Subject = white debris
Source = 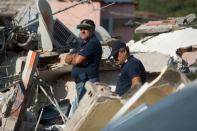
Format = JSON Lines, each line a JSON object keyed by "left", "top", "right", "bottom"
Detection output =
{"left": 133, "top": 52, "right": 170, "bottom": 73}
{"left": 127, "top": 28, "right": 197, "bottom": 59}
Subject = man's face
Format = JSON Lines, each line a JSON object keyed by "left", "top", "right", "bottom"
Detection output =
{"left": 79, "top": 28, "right": 94, "bottom": 40}
{"left": 114, "top": 48, "right": 128, "bottom": 65}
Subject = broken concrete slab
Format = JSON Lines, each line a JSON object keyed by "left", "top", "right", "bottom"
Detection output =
{"left": 133, "top": 52, "right": 170, "bottom": 73}
{"left": 135, "top": 13, "right": 196, "bottom": 34}
{"left": 64, "top": 81, "right": 122, "bottom": 131}
{"left": 182, "top": 51, "right": 197, "bottom": 66}
{"left": 127, "top": 28, "right": 197, "bottom": 59}
{"left": 176, "top": 45, "right": 197, "bottom": 57}
{"left": 135, "top": 19, "right": 179, "bottom": 34}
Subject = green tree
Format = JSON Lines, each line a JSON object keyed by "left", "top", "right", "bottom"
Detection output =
{"left": 135, "top": 0, "right": 197, "bottom": 17}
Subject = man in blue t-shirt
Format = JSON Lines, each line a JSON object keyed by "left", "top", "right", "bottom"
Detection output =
{"left": 108, "top": 41, "right": 146, "bottom": 96}
{"left": 61, "top": 19, "right": 102, "bottom": 101}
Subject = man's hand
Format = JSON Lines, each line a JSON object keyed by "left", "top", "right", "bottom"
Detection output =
{"left": 59, "top": 53, "right": 87, "bottom": 65}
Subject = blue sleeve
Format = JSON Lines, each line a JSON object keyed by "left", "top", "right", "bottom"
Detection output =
{"left": 128, "top": 62, "right": 141, "bottom": 79}
{"left": 78, "top": 41, "right": 99, "bottom": 57}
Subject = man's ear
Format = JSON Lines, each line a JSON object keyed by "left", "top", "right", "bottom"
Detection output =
{"left": 122, "top": 48, "right": 127, "bottom": 54}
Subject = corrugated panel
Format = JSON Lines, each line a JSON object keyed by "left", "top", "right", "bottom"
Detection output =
{"left": 53, "top": 18, "right": 79, "bottom": 49}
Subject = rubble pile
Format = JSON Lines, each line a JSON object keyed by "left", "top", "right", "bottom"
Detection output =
{"left": 127, "top": 13, "right": 197, "bottom": 73}
{"left": 0, "top": 0, "right": 197, "bottom": 130}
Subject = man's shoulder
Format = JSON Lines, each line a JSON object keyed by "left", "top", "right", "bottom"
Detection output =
{"left": 128, "top": 55, "right": 140, "bottom": 63}
{"left": 128, "top": 56, "right": 146, "bottom": 72}
{"left": 127, "top": 56, "right": 145, "bottom": 68}
{"left": 87, "top": 35, "right": 102, "bottom": 51}
{"left": 88, "top": 35, "right": 100, "bottom": 44}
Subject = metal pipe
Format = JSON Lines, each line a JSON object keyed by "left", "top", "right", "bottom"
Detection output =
{"left": 34, "top": 107, "right": 44, "bottom": 131}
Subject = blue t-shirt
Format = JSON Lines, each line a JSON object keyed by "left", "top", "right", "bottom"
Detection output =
{"left": 116, "top": 55, "right": 146, "bottom": 96}
{"left": 71, "top": 34, "right": 102, "bottom": 82}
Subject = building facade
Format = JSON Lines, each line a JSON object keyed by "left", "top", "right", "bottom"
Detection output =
{"left": 50, "top": 0, "right": 136, "bottom": 42}
{"left": 101, "top": 0, "right": 135, "bottom": 42}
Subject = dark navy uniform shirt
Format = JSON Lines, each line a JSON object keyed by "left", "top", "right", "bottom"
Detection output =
{"left": 116, "top": 55, "right": 146, "bottom": 96}
{"left": 71, "top": 34, "right": 102, "bottom": 82}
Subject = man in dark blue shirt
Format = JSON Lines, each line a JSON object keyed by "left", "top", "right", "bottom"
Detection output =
{"left": 109, "top": 41, "right": 146, "bottom": 96}
{"left": 61, "top": 19, "right": 102, "bottom": 101}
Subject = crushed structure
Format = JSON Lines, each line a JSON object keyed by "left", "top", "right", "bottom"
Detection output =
{"left": 0, "top": 0, "right": 197, "bottom": 131}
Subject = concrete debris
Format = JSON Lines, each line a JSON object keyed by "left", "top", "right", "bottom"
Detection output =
{"left": 133, "top": 52, "right": 170, "bottom": 73}
{"left": 127, "top": 28, "right": 197, "bottom": 59}
{"left": 135, "top": 19, "right": 179, "bottom": 34}
{"left": 103, "top": 80, "right": 197, "bottom": 131}
{"left": 182, "top": 51, "right": 197, "bottom": 66}
{"left": 0, "top": 0, "right": 196, "bottom": 130}
{"left": 64, "top": 81, "right": 122, "bottom": 131}
{"left": 135, "top": 13, "right": 196, "bottom": 34}
{"left": 176, "top": 45, "right": 196, "bottom": 57}
{"left": 176, "top": 45, "right": 197, "bottom": 66}
{"left": 2, "top": 51, "right": 39, "bottom": 131}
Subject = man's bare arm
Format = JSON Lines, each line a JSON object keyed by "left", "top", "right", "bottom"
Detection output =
{"left": 121, "top": 76, "right": 142, "bottom": 98}
{"left": 62, "top": 53, "right": 87, "bottom": 65}
{"left": 131, "top": 76, "right": 142, "bottom": 89}
{"left": 71, "top": 54, "right": 86, "bottom": 65}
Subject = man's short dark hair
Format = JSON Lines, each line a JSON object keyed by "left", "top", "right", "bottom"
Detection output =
{"left": 108, "top": 41, "right": 129, "bottom": 59}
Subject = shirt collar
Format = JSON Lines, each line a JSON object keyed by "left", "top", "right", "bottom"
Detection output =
{"left": 124, "top": 58, "right": 128, "bottom": 63}
{"left": 121, "top": 55, "right": 133, "bottom": 67}
{"left": 124, "top": 54, "right": 133, "bottom": 64}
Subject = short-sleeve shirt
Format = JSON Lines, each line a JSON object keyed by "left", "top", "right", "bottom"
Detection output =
{"left": 115, "top": 55, "right": 146, "bottom": 96}
{"left": 71, "top": 34, "right": 102, "bottom": 82}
